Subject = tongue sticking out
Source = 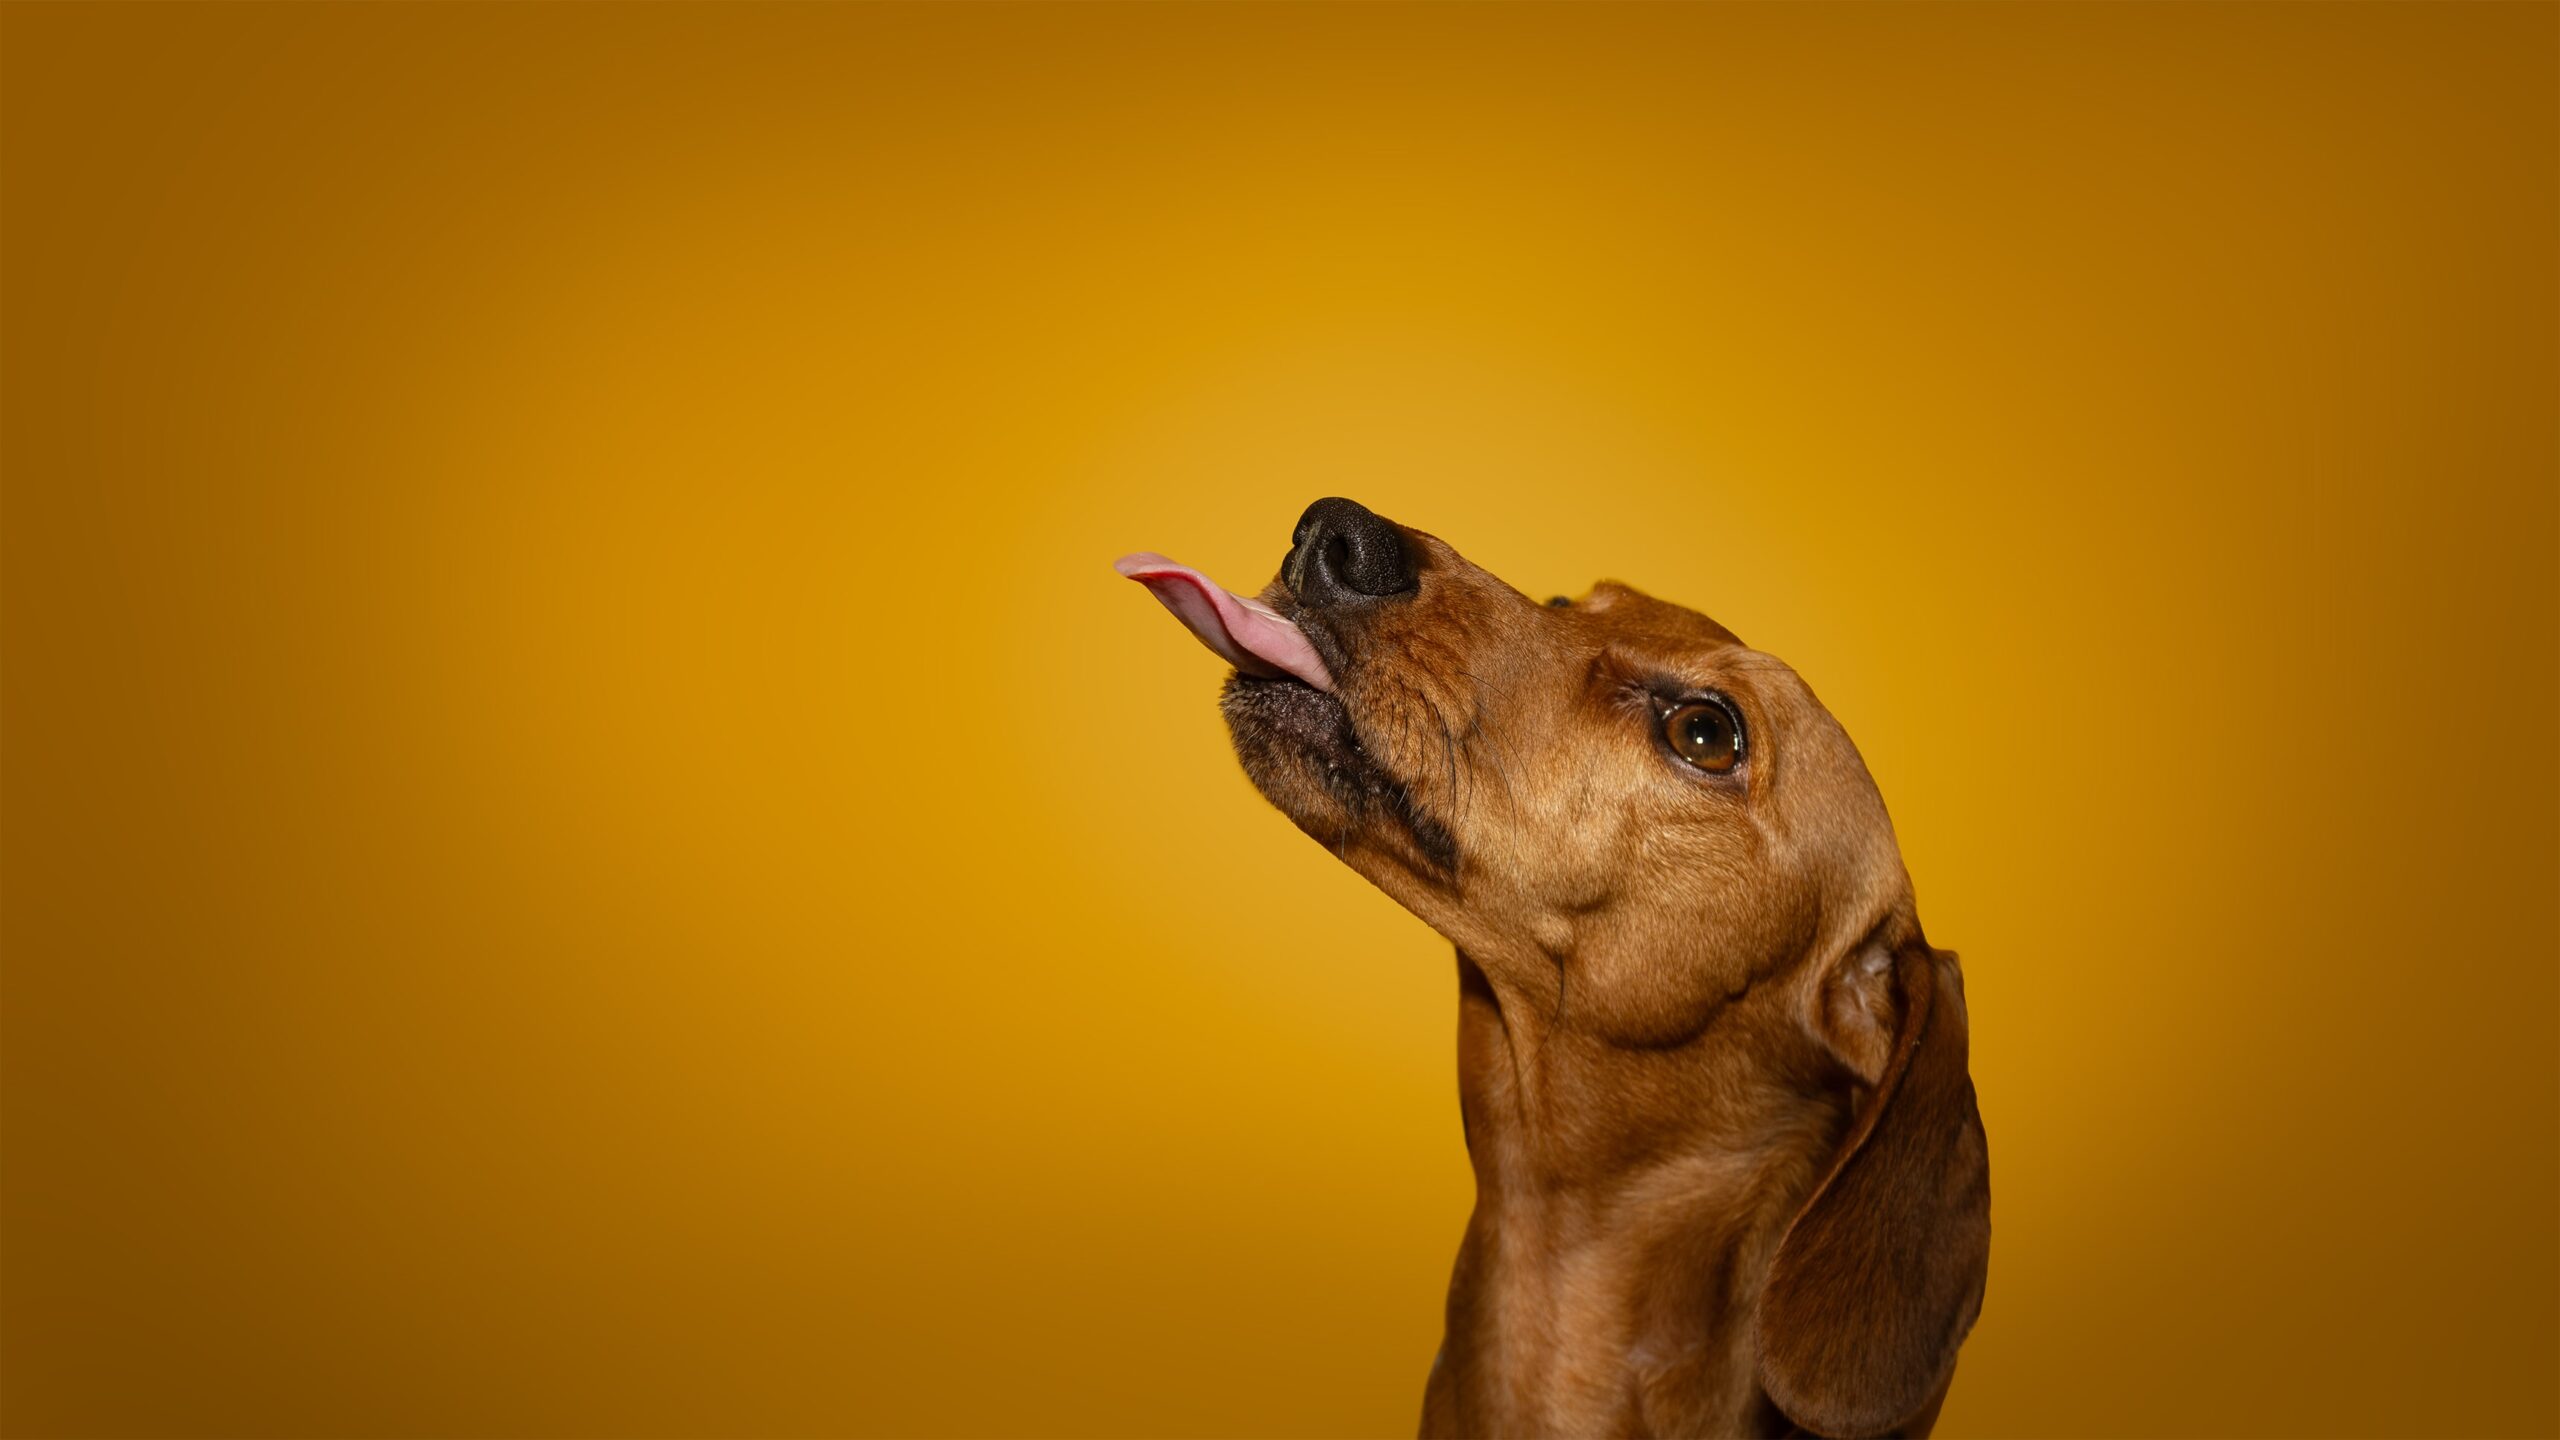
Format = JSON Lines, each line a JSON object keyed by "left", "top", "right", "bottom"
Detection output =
{"left": 1115, "top": 553, "right": 1334, "bottom": 692}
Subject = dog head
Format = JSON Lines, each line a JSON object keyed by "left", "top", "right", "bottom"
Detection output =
{"left": 1139, "top": 499, "right": 1909, "bottom": 1034}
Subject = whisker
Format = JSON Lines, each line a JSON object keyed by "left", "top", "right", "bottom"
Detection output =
{"left": 1454, "top": 669, "right": 1524, "bottom": 821}
{"left": 1433, "top": 697, "right": 1464, "bottom": 828}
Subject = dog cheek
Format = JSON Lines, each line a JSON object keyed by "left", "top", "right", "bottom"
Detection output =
{"left": 1571, "top": 853, "right": 1812, "bottom": 1046}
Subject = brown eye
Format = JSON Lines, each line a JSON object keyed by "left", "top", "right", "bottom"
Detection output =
{"left": 1663, "top": 700, "right": 1742, "bottom": 773}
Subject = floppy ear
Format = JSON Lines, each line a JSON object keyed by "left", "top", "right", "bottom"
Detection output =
{"left": 1757, "top": 940, "right": 1991, "bottom": 1439}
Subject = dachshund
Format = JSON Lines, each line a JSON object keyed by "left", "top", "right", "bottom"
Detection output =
{"left": 1119, "top": 498, "right": 1988, "bottom": 1439}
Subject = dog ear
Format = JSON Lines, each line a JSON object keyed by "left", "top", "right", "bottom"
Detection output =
{"left": 1757, "top": 940, "right": 1990, "bottom": 1439}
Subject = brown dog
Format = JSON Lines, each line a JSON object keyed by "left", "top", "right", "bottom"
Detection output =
{"left": 1120, "top": 499, "right": 1988, "bottom": 1440}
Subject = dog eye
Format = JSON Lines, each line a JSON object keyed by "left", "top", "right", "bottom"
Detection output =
{"left": 1663, "top": 701, "right": 1742, "bottom": 773}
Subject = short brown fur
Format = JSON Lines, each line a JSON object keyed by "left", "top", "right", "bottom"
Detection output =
{"left": 1212, "top": 511, "right": 1989, "bottom": 1439}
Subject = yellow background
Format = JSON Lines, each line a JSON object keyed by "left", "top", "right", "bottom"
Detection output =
{"left": 4, "top": 5, "right": 2553, "bottom": 1436}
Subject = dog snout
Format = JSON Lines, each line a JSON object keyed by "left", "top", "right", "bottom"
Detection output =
{"left": 1283, "top": 497, "right": 1416, "bottom": 608}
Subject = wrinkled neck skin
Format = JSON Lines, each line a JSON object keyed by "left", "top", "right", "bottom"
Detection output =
{"left": 1421, "top": 941, "right": 1855, "bottom": 1440}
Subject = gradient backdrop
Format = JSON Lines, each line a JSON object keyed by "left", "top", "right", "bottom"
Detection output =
{"left": 4, "top": 5, "right": 2554, "bottom": 1437}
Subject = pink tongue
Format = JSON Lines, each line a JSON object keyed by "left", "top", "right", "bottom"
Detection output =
{"left": 1115, "top": 553, "right": 1334, "bottom": 692}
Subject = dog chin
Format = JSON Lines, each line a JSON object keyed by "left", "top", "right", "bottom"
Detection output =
{"left": 1218, "top": 672, "right": 1360, "bottom": 817}
{"left": 1218, "top": 672, "right": 1458, "bottom": 874}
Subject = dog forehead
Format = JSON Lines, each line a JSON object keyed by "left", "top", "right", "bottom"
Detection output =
{"left": 1557, "top": 583, "right": 1765, "bottom": 692}
{"left": 1574, "top": 580, "right": 1743, "bottom": 650}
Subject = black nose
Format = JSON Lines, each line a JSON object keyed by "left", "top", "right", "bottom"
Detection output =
{"left": 1283, "top": 497, "right": 1415, "bottom": 606}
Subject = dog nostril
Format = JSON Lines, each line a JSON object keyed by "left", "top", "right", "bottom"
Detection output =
{"left": 1289, "top": 496, "right": 1415, "bottom": 602}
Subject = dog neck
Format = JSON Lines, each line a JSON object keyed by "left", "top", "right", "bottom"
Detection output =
{"left": 1423, "top": 950, "right": 1854, "bottom": 1440}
